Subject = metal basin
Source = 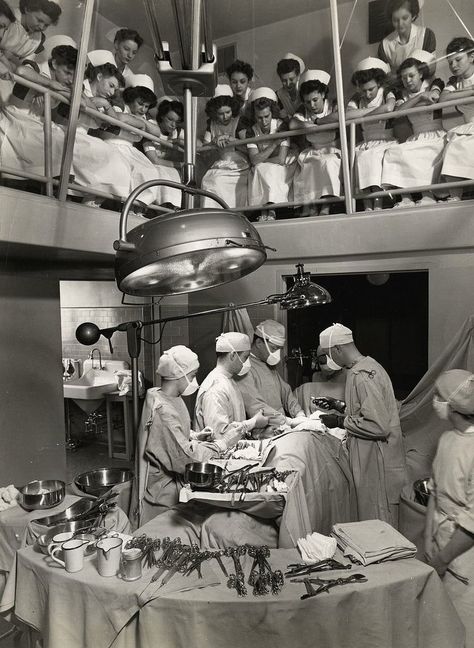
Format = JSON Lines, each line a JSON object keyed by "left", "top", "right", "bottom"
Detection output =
{"left": 74, "top": 467, "right": 134, "bottom": 498}
{"left": 18, "top": 480, "right": 65, "bottom": 511}
{"left": 32, "top": 498, "right": 96, "bottom": 527}
{"left": 184, "top": 462, "right": 223, "bottom": 490}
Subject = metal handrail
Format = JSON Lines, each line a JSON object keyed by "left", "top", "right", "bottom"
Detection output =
{"left": 200, "top": 95, "right": 474, "bottom": 151}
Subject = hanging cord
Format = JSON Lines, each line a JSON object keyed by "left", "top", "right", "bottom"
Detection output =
{"left": 139, "top": 321, "right": 168, "bottom": 345}
{"left": 339, "top": 0, "right": 359, "bottom": 50}
{"left": 445, "top": 0, "right": 473, "bottom": 39}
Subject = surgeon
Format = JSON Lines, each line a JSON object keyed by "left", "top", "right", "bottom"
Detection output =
{"left": 194, "top": 332, "right": 269, "bottom": 437}
{"left": 236, "top": 319, "right": 307, "bottom": 436}
{"left": 295, "top": 344, "right": 347, "bottom": 416}
{"left": 319, "top": 323, "right": 408, "bottom": 527}
{"left": 138, "top": 345, "right": 242, "bottom": 525}
{"left": 425, "top": 369, "right": 474, "bottom": 647}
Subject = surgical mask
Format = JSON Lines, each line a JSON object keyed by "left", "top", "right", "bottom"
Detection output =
{"left": 433, "top": 397, "right": 450, "bottom": 421}
{"left": 262, "top": 336, "right": 281, "bottom": 366}
{"left": 182, "top": 375, "right": 199, "bottom": 397}
{"left": 237, "top": 357, "right": 251, "bottom": 376}
{"left": 326, "top": 353, "right": 342, "bottom": 371}
{"left": 327, "top": 328, "right": 343, "bottom": 371}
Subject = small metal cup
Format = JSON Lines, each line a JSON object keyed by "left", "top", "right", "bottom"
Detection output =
{"left": 119, "top": 548, "right": 143, "bottom": 581}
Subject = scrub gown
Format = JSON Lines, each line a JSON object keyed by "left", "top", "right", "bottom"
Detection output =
{"left": 344, "top": 356, "right": 409, "bottom": 528}
{"left": 194, "top": 365, "right": 247, "bottom": 436}
{"left": 428, "top": 425, "right": 474, "bottom": 647}
{"left": 236, "top": 354, "right": 303, "bottom": 430}
{"left": 139, "top": 389, "right": 222, "bottom": 524}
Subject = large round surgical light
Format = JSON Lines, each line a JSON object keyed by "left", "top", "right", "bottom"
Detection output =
{"left": 114, "top": 185, "right": 268, "bottom": 296}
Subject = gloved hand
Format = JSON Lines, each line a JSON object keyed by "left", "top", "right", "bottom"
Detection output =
{"left": 190, "top": 426, "right": 214, "bottom": 442}
{"left": 251, "top": 410, "right": 269, "bottom": 429}
{"left": 222, "top": 422, "right": 246, "bottom": 449}
{"left": 320, "top": 413, "right": 345, "bottom": 429}
{"left": 289, "top": 416, "right": 309, "bottom": 428}
{"left": 312, "top": 396, "right": 346, "bottom": 413}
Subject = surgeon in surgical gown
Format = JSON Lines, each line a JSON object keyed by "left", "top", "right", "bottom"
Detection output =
{"left": 319, "top": 323, "right": 408, "bottom": 528}
{"left": 137, "top": 345, "right": 242, "bottom": 525}
{"left": 194, "top": 331, "right": 269, "bottom": 436}
{"left": 236, "top": 320, "right": 306, "bottom": 435}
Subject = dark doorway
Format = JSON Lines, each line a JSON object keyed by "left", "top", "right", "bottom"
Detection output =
{"left": 285, "top": 271, "right": 428, "bottom": 399}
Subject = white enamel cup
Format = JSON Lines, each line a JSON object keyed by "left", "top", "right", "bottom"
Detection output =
{"left": 47, "top": 532, "right": 75, "bottom": 557}
{"left": 49, "top": 539, "right": 85, "bottom": 573}
{"left": 96, "top": 537, "right": 123, "bottom": 577}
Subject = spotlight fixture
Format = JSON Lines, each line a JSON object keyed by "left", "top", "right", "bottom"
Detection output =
{"left": 281, "top": 264, "right": 332, "bottom": 309}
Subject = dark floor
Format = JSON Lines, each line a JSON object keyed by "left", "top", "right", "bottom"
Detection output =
{"left": 66, "top": 434, "right": 133, "bottom": 485}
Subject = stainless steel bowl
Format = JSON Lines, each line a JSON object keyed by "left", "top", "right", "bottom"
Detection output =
{"left": 74, "top": 468, "right": 134, "bottom": 498}
{"left": 18, "top": 480, "right": 66, "bottom": 511}
{"left": 414, "top": 478, "right": 430, "bottom": 507}
{"left": 184, "top": 462, "right": 223, "bottom": 490}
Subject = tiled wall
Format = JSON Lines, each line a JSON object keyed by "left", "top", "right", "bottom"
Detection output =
{"left": 61, "top": 306, "right": 152, "bottom": 382}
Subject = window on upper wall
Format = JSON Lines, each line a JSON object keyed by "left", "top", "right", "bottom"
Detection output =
{"left": 217, "top": 43, "right": 237, "bottom": 75}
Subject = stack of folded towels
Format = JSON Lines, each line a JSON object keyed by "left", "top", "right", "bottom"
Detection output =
{"left": 332, "top": 520, "right": 417, "bottom": 565}
{"left": 297, "top": 531, "right": 337, "bottom": 563}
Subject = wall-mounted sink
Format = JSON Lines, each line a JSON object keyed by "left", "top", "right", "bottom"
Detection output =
{"left": 64, "top": 360, "right": 129, "bottom": 413}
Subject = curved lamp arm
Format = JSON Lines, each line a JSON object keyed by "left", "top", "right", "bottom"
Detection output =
{"left": 115, "top": 179, "right": 230, "bottom": 250}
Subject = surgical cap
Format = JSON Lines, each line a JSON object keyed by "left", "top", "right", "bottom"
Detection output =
{"left": 156, "top": 345, "right": 199, "bottom": 379}
{"left": 255, "top": 320, "right": 286, "bottom": 347}
{"left": 436, "top": 369, "right": 474, "bottom": 415}
{"left": 319, "top": 323, "right": 354, "bottom": 348}
{"left": 216, "top": 332, "right": 251, "bottom": 352}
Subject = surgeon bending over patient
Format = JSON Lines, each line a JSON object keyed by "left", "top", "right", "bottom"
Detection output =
{"left": 136, "top": 345, "right": 244, "bottom": 526}
{"left": 236, "top": 320, "right": 307, "bottom": 437}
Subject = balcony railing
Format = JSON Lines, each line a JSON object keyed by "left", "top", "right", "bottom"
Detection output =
{"left": 0, "top": 0, "right": 472, "bottom": 220}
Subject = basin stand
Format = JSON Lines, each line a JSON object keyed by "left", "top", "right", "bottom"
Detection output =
{"left": 64, "top": 398, "right": 80, "bottom": 452}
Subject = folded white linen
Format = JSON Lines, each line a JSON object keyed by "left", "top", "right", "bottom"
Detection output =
{"left": 332, "top": 520, "right": 417, "bottom": 565}
{"left": 297, "top": 531, "right": 337, "bottom": 562}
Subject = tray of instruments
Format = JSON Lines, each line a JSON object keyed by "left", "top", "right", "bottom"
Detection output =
{"left": 179, "top": 467, "right": 298, "bottom": 519}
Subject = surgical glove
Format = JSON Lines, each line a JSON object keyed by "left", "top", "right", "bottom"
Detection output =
{"left": 222, "top": 422, "right": 246, "bottom": 449}
{"left": 320, "top": 413, "right": 345, "bottom": 429}
{"left": 293, "top": 419, "right": 326, "bottom": 432}
{"left": 312, "top": 396, "right": 346, "bottom": 413}
{"left": 289, "top": 416, "right": 309, "bottom": 428}
{"left": 250, "top": 410, "right": 269, "bottom": 430}
{"left": 190, "top": 426, "right": 214, "bottom": 442}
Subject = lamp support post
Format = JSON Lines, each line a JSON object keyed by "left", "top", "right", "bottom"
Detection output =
{"left": 329, "top": 0, "right": 353, "bottom": 216}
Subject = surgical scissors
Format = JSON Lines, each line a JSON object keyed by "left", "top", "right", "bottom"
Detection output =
{"left": 293, "top": 574, "right": 368, "bottom": 600}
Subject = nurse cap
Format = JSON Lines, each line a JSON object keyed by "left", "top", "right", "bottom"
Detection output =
{"left": 319, "top": 323, "right": 353, "bottom": 348}
{"left": 36, "top": 35, "right": 77, "bottom": 63}
{"left": 156, "top": 95, "right": 177, "bottom": 107}
{"left": 216, "top": 332, "right": 251, "bottom": 352}
{"left": 249, "top": 87, "right": 278, "bottom": 104}
{"left": 213, "top": 84, "right": 234, "bottom": 98}
{"left": 300, "top": 69, "right": 331, "bottom": 86}
{"left": 282, "top": 52, "right": 305, "bottom": 74}
{"left": 87, "top": 49, "right": 117, "bottom": 68}
{"left": 156, "top": 345, "right": 199, "bottom": 379}
{"left": 255, "top": 320, "right": 286, "bottom": 347}
{"left": 410, "top": 49, "right": 437, "bottom": 74}
{"left": 354, "top": 57, "right": 390, "bottom": 75}
{"left": 125, "top": 73, "right": 155, "bottom": 92}
{"left": 436, "top": 369, "right": 474, "bottom": 416}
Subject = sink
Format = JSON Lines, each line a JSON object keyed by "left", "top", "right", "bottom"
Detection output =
{"left": 64, "top": 360, "right": 129, "bottom": 413}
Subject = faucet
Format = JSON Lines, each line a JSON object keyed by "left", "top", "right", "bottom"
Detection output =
{"left": 89, "top": 348, "right": 104, "bottom": 370}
